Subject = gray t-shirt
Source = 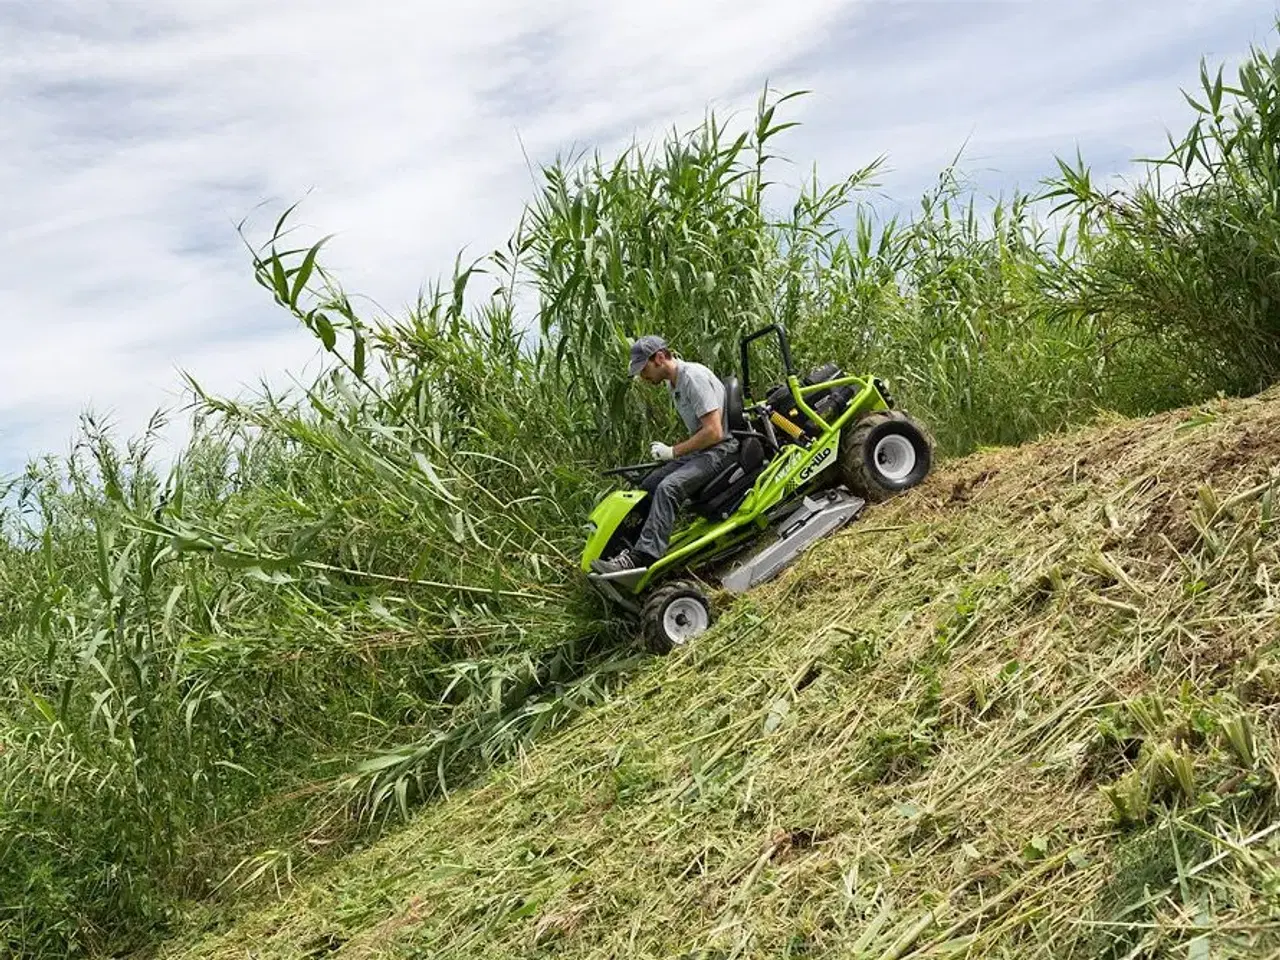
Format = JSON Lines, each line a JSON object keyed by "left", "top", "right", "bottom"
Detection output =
{"left": 668, "top": 360, "right": 726, "bottom": 435}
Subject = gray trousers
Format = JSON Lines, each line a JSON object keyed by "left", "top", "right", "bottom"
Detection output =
{"left": 633, "top": 439, "right": 739, "bottom": 561}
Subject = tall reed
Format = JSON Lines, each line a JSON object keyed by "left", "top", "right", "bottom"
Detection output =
{"left": 4, "top": 37, "right": 1279, "bottom": 950}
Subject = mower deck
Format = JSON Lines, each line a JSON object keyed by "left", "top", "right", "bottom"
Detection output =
{"left": 720, "top": 486, "right": 865, "bottom": 593}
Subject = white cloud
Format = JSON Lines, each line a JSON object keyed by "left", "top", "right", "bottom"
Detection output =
{"left": 2, "top": 0, "right": 1278, "bottom": 475}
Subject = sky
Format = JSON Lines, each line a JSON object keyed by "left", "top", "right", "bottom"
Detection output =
{"left": 3, "top": 0, "right": 1278, "bottom": 478}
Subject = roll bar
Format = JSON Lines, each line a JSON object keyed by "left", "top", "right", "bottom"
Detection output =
{"left": 739, "top": 324, "right": 795, "bottom": 401}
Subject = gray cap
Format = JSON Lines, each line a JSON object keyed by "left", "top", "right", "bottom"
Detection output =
{"left": 628, "top": 334, "right": 668, "bottom": 376}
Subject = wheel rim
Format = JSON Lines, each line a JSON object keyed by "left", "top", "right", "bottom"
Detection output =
{"left": 663, "top": 597, "right": 710, "bottom": 645}
{"left": 872, "top": 434, "right": 917, "bottom": 482}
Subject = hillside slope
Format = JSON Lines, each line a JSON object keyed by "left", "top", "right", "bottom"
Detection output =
{"left": 160, "top": 391, "right": 1280, "bottom": 959}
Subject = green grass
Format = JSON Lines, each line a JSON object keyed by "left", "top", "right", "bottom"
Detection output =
{"left": 8, "top": 24, "right": 1280, "bottom": 955}
{"left": 157, "top": 387, "right": 1280, "bottom": 959}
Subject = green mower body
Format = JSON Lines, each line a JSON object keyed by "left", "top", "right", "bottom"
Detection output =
{"left": 584, "top": 324, "right": 933, "bottom": 651}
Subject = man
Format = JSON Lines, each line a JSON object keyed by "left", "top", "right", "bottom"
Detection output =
{"left": 591, "top": 335, "right": 739, "bottom": 575}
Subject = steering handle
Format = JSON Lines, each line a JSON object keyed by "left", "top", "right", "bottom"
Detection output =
{"left": 602, "top": 460, "right": 662, "bottom": 477}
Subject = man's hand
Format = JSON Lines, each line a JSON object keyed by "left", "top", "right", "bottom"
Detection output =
{"left": 650, "top": 441, "right": 675, "bottom": 461}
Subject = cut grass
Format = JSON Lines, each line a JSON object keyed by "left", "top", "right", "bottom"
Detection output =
{"left": 14, "top": 39, "right": 1280, "bottom": 947}
{"left": 157, "top": 388, "right": 1280, "bottom": 959}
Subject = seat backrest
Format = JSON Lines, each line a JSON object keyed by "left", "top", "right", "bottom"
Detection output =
{"left": 722, "top": 376, "right": 746, "bottom": 433}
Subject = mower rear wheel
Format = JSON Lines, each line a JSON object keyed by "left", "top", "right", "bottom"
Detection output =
{"left": 640, "top": 580, "right": 713, "bottom": 655}
{"left": 837, "top": 411, "right": 933, "bottom": 502}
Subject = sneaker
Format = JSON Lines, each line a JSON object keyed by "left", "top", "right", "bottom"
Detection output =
{"left": 591, "top": 548, "right": 650, "bottom": 575}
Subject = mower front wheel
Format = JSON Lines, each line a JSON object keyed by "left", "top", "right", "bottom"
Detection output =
{"left": 837, "top": 411, "right": 933, "bottom": 502}
{"left": 640, "top": 581, "right": 713, "bottom": 654}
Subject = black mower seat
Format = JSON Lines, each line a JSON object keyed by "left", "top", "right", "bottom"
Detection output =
{"left": 690, "top": 376, "right": 767, "bottom": 521}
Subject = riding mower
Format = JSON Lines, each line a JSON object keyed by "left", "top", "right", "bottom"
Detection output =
{"left": 580, "top": 324, "right": 934, "bottom": 653}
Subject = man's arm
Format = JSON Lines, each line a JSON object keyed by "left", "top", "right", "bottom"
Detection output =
{"left": 673, "top": 408, "right": 725, "bottom": 457}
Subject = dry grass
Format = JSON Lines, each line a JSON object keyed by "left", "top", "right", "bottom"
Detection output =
{"left": 157, "top": 389, "right": 1280, "bottom": 959}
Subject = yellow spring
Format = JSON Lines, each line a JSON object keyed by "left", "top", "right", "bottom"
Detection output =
{"left": 770, "top": 411, "right": 805, "bottom": 440}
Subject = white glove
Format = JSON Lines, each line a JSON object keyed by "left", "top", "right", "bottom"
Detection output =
{"left": 650, "top": 441, "right": 675, "bottom": 461}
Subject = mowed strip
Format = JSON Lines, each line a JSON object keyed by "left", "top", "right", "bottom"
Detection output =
{"left": 162, "top": 388, "right": 1280, "bottom": 960}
